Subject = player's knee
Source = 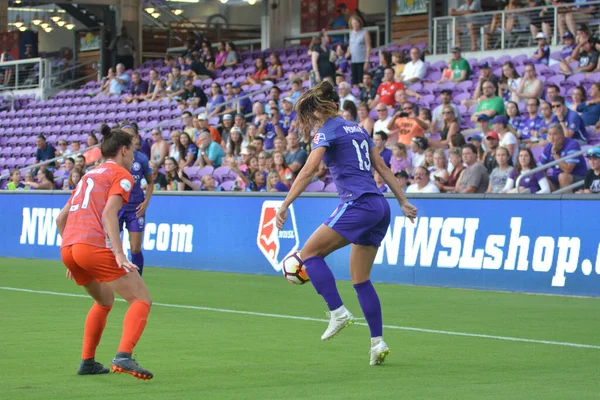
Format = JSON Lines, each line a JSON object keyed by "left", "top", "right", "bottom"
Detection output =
{"left": 97, "top": 293, "right": 115, "bottom": 307}
{"left": 130, "top": 245, "right": 142, "bottom": 254}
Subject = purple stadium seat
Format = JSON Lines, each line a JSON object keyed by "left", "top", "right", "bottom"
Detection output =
{"left": 220, "top": 180, "right": 235, "bottom": 191}
{"left": 305, "top": 181, "right": 325, "bottom": 192}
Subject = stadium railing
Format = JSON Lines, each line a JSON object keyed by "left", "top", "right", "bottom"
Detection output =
{"left": 433, "top": 1, "right": 600, "bottom": 54}
{"left": 515, "top": 144, "right": 600, "bottom": 194}
{"left": 283, "top": 26, "right": 382, "bottom": 48}
{"left": 166, "top": 38, "right": 263, "bottom": 55}
{"left": 0, "top": 58, "right": 46, "bottom": 91}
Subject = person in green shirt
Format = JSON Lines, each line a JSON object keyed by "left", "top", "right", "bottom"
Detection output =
{"left": 6, "top": 169, "right": 27, "bottom": 190}
{"left": 471, "top": 81, "right": 505, "bottom": 122}
{"left": 450, "top": 47, "right": 471, "bottom": 82}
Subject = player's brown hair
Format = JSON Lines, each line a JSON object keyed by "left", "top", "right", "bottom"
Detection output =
{"left": 100, "top": 128, "right": 132, "bottom": 159}
{"left": 295, "top": 80, "right": 339, "bottom": 136}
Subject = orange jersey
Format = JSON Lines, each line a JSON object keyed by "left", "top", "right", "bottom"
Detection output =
{"left": 61, "top": 161, "right": 134, "bottom": 249}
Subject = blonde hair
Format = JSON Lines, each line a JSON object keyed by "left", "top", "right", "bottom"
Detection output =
{"left": 349, "top": 15, "right": 364, "bottom": 30}
{"left": 433, "top": 148, "right": 448, "bottom": 169}
{"left": 423, "top": 148, "right": 435, "bottom": 169}
{"left": 393, "top": 143, "right": 407, "bottom": 158}
{"left": 266, "top": 171, "right": 281, "bottom": 191}
{"left": 294, "top": 80, "right": 339, "bottom": 136}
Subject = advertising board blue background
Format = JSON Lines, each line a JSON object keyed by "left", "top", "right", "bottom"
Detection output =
{"left": 2, "top": 192, "right": 600, "bottom": 297}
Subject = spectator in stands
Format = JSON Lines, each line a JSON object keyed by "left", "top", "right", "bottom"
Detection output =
{"left": 201, "top": 174, "right": 223, "bottom": 192}
{"left": 560, "top": 32, "right": 577, "bottom": 61}
{"left": 527, "top": 100, "right": 553, "bottom": 147}
{"left": 178, "top": 132, "right": 198, "bottom": 168}
{"left": 503, "top": 148, "right": 551, "bottom": 193}
{"left": 214, "top": 41, "right": 228, "bottom": 69}
{"left": 577, "top": 83, "right": 600, "bottom": 126}
{"left": 310, "top": 35, "right": 335, "bottom": 85}
{"left": 492, "top": 115, "right": 519, "bottom": 165}
{"left": 360, "top": 72, "right": 377, "bottom": 105}
{"left": 410, "top": 136, "right": 428, "bottom": 170}
{"left": 284, "top": 131, "right": 308, "bottom": 176}
{"left": 99, "top": 63, "right": 130, "bottom": 96}
{"left": 244, "top": 57, "right": 268, "bottom": 86}
{"left": 342, "top": 100, "right": 358, "bottom": 121}
{"left": 150, "top": 129, "right": 169, "bottom": 169}
{"left": 140, "top": 69, "right": 163, "bottom": 102}
{"left": 390, "top": 143, "right": 411, "bottom": 174}
{"left": 229, "top": 82, "right": 252, "bottom": 115}
{"left": 358, "top": 104, "right": 374, "bottom": 135}
{"left": 448, "top": 47, "right": 471, "bottom": 83}
{"left": 406, "top": 166, "right": 440, "bottom": 193}
{"left": 196, "top": 113, "right": 222, "bottom": 144}
{"left": 260, "top": 102, "right": 285, "bottom": 150}
{"left": 65, "top": 167, "right": 83, "bottom": 190}
{"left": 471, "top": 81, "right": 504, "bottom": 122}
{"left": 346, "top": 15, "right": 371, "bottom": 87}
{"left": 220, "top": 114, "right": 234, "bottom": 142}
{"left": 483, "top": 131, "right": 500, "bottom": 173}
{"left": 165, "top": 66, "right": 185, "bottom": 98}
{"left": 246, "top": 123, "right": 259, "bottom": 144}
{"left": 69, "top": 140, "right": 81, "bottom": 157}
{"left": 432, "top": 89, "right": 461, "bottom": 132}
{"left": 438, "top": 147, "right": 465, "bottom": 192}
{"left": 570, "top": 86, "right": 587, "bottom": 113}
{"left": 431, "top": 149, "right": 449, "bottom": 184}
{"left": 371, "top": 51, "right": 392, "bottom": 89}
{"left": 373, "top": 169, "right": 390, "bottom": 193}
{"left": 558, "top": 3, "right": 597, "bottom": 43}
{"left": 164, "top": 157, "right": 196, "bottom": 191}
{"left": 202, "top": 44, "right": 216, "bottom": 73}
{"left": 272, "top": 151, "right": 293, "bottom": 187}
{"left": 532, "top": 33, "right": 550, "bottom": 65}
{"left": 338, "top": 82, "right": 358, "bottom": 110}
{"left": 55, "top": 140, "right": 70, "bottom": 164}
{"left": 196, "top": 130, "right": 225, "bottom": 168}
{"left": 419, "top": 108, "right": 433, "bottom": 133}
{"left": 513, "top": 63, "right": 544, "bottom": 102}
{"left": 559, "top": 40, "right": 599, "bottom": 75}
{"left": 26, "top": 167, "right": 55, "bottom": 190}
{"left": 184, "top": 79, "right": 209, "bottom": 109}
{"left": 280, "top": 97, "right": 297, "bottom": 133}
{"left": 388, "top": 102, "right": 428, "bottom": 145}
{"left": 224, "top": 42, "right": 239, "bottom": 68}
{"left": 63, "top": 157, "right": 75, "bottom": 176}
{"left": 432, "top": 105, "right": 460, "bottom": 149}
{"left": 187, "top": 53, "right": 212, "bottom": 79}
{"left": 290, "top": 79, "right": 303, "bottom": 104}
{"left": 371, "top": 131, "right": 391, "bottom": 168}
{"left": 505, "top": 101, "right": 523, "bottom": 134}
{"left": 391, "top": 51, "right": 406, "bottom": 81}
{"left": 7, "top": 169, "right": 25, "bottom": 190}
{"left": 373, "top": 103, "right": 392, "bottom": 134}
{"left": 456, "top": 143, "right": 489, "bottom": 193}
{"left": 550, "top": 96, "right": 588, "bottom": 143}
{"left": 169, "top": 130, "right": 181, "bottom": 162}
{"left": 485, "top": 0, "right": 520, "bottom": 50}
{"left": 181, "top": 111, "right": 198, "bottom": 142}
{"left": 109, "top": 26, "right": 135, "bottom": 70}
{"left": 369, "top": 67, "right": 421, "bottom": 110}
{"left": 400, "top": 47, "right": 426, "bottom": 86}
{"left": 467, "top": 135, "right": 486, "bottom": 162}
{"left": 545, "top": 84, "right": 562, "bottom": 104}
{"left": 499, "top": 61, "right": 521, "bottom": 102}
{"left": 335, "top": 44, "right": 349, "bottom": 74}
{"left": 330, "top": 3, "right": 350, "bottom": 33}
{"left": 463, "top": 61, "right": 500, "bottom": 109}
{"left": 450, "top": 0, "right": 483, "bottom": 52}
{"left": 577, "top": 147, "right": 600, "bottom": 193}
{"left": 234, "top": 113, "right": 248, "bottom": 137}
{"left": 123, "top": 72, "right": 148, "bottom": 104}
{"left": 226, "top": 127, "right": 244, "bottom": 159}
{"left": 207, "top": 83, "right": 225, "bottom": 117}
{"left": 264, "top": 53, "right": 284, "bottom": 82}
{"left": 75, "top": 154, "right": 86, "bottom": 172}
{"left": 540, "top": 123, "right": 588, "bottom": 192}
{"left": 0, "top": 48, "right": 14, "bottom": 85}
{"left": 267, "top": 171, "right": 289, "bottom": 192}
{"left": 34, "top": 134, "right": 56, "bottom": 171}
{"left": 527, "top": 0, "right": 552, "bottom": 42}
{"left": 487, "top": 147, "right": 514, "bottom": 193}
{"left": 520, "top": 98, "right": 544, "bottom": 141}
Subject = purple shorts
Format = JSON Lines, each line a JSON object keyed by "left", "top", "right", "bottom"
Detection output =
{"left": 118, "top": 208, "right": 145, "bottom": 233}
{"left": 324, "top": 193, "right": 390, "bottom": 247}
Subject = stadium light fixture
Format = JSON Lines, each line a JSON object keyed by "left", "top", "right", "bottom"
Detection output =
{"left": 247, "top": 0, "right": 257, "bottom": 5}
{"left": 14, "top": 15, "right": 23, "bottom": 28}
{"left": 65, "top": 20, "right": 75, "bottom": 30}
{"left": 145, "top": 7, "right": 155, "bottom": 14}
{"left": 40, "top": 18, "right": 49, "bottom": 29}
{"left": 32, "top": 13, "right": 41, "bottom": 25}
{"left": 50, "top": 10, "right": 61, "bottom": 23}
{"left": 15, "top": 0, "right": 22, "bottom": 3}
{"left": 220, "top": 0, "right": 228, "bottom": 4}
{"left": 173, "top": 8, "right": 183, "bottom": 15}
{"left": 57, "top": 20, "right": 66, "bottom": 27}
{"left": 18, "top": 26, "right": 27, "bottom": 32}
{"left": 44, "top": 27, "right": 53, "bottom": 33}
{"left": 151, "top": 12, "right": 161, "bottom": 18}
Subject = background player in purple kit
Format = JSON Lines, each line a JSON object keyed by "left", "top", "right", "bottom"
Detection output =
{"left": 120, "top": 123, "right": 154, "bottom": 276}
{"left": 275, "top": 81, "right": 417, "bottom": 366}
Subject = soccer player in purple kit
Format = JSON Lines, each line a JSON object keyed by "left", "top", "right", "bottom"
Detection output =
{"left": 119, "top": 123, "right": 154, "bottom": 275}
{"left": 276, "top": 81, "right": 417, "bottom": 366}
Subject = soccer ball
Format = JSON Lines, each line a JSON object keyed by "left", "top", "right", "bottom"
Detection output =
{"left": 282, "top": 251, "right": 310, "bottom": 285}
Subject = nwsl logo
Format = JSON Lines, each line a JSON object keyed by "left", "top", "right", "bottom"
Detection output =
{"left": 256, "top": 200, "right": 299, "bottom": 272}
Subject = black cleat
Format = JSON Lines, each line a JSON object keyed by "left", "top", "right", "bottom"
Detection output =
{"left": 77, "top": 359, "right": 110, "bottom": 375}
{"left": 110, "top": 352, "right": 153, "bottom": 380}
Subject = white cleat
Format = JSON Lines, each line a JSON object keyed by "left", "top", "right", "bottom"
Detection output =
{"left": 321, "top": 306, "right": 354, "bottom": 341}
{"left": 369, "top": 337, "right": 390, "bottom": 366}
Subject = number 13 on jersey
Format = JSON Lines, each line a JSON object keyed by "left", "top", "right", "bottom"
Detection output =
{"left": 352, "top": 139, "right": 372, "bottom": 171}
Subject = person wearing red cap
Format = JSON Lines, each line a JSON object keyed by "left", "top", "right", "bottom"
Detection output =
{"left": 483, "top": 131, "right": 500, "bottom": 173}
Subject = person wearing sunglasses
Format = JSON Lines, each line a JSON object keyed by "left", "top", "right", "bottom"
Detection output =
{"left": 386, "top": 102, "right": 428, "bottom": 146}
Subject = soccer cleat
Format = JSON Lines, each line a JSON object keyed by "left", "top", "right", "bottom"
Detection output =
{"left": 321, "top": 306, "right": 354, "bottom": 341}
{"left": 77, "top": 359, "right": 110, "bottom": 375}
{"left": 110, "top": 352, "right": 153, "bottom": 380}
{"left": 369, "top": 337, "right": 390, "bottom": 366}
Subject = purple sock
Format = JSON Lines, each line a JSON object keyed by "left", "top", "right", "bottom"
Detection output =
{"left": 354, "top": 280, "right": 382, "bottom": 338}
{"left": 132, "top": 252, "right": 144, "bottom": 276}
{"left": 304, "top": 256, "right": 343, "bottom": 311}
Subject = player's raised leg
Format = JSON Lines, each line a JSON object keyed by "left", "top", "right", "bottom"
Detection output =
{"left": 301, "top": 224, "right": 353, "bottom": 340}
{"left": 78, "top": 280, "right": 115, "bottom": 375}
{"left": 350, "top": 244, "right": 389, "bottom": 366}
{"left": 105, "top": 271, "right": 153, "bottom": 380}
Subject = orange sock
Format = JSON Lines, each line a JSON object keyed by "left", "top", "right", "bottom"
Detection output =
{"left": 82, "top": 303, "right": 112, "bottom": 360}
{"left": 117, "top": 301, "right": 151, "bottom": 354}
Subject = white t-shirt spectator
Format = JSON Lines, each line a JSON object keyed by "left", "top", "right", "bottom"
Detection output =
{"left": 402, "top": 60, "right": 426, "bottom": 83}
{"left": 432, "top": 104, "right": 461, "bottom": 129}
{"left": 406, "top": 182, "right": 440, "bottom": 193}
{"left": 373, "top": 116, "right": 392, "bottom": 134}
{"left": 500, "top": 132, "right": 519, "bottom": 165}
{"left": 411, "top": 152, "right": 425, "bottom": 171}
{"left": 339, "top": 93, "right": 358, "bottom": 110}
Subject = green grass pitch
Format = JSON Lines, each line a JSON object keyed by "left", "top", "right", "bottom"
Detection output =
{"left": 1, "top": 258, "right": 599, "bottom": 399}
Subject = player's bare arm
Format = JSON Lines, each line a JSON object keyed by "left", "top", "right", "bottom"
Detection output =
{"left": 103, "top": 194, "right": 137, "bottom": 271}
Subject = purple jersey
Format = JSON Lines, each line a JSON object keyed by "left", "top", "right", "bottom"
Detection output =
{"left": 510, "top": 170, "right": 545, "bottom": 193}
{"left": 520, "top": 115, "right": 544, "bottom": 140}
{"left": 281, "top": 111, "right": 297, "bottom": 134}
{"left": 539, "top": 138, "right": 588, "bottom": 181}
{"left": 123, "top": 151, "right": 151, "bottom": 209}
{"left": 550, "top": 109, "right": 587, "bottom": 142}
{"left": 561, "top": 44, "right": 576, "bottom": 60}
{"left": 313, "top": 117, "right": 382, "bottom": 202}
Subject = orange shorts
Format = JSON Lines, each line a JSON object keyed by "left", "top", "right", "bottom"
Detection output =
{"left": 61, "top": 244, "right": 127, "bottom": 286}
